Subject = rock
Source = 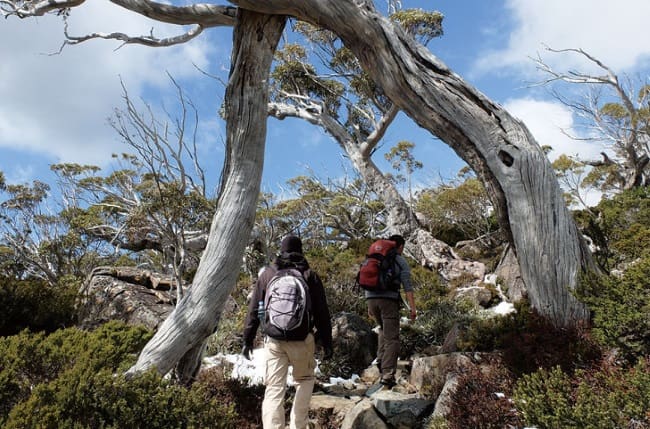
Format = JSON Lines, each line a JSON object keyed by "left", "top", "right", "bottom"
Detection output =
{"left": 309, "top": 393, "right": 361, "bottom": 428}
{"left": 439, "top": 323, "right": 460, "bottom": 354}
{"left": 409, "top": 353, "right": 472, "bottom": 399}
{"left": 341, "top": 398, "right": 388, "bottom": 429}
{"left": 331, "top": 312, "right": 378, "bottom": 374}
{"left": 372, "top": 390, "right": 435, "bottom": 429}
{"left": 77, "top": 266, "right": 179, "bottom": 330}
{"left": 413, "top": 229, "right": 486, "bottom": 285}
{"left": 432, "top": 374, "right": 460, "bottom": 417}
{"left": 494, "top": 245, "right": 527, "bottom": 302}
{"left": 452, "top": 285, "right": 494, "bottom": 308}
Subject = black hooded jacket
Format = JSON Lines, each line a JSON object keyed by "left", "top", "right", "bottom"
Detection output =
{"left": 242, "top": 252, "right": 333, "bottom": 350}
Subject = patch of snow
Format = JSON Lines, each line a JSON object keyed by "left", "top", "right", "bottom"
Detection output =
{"left": 489, "top": 301, "right": 516, "bottom": 315}
{"left": 204, "top": 347, "right": 330, "bottom": 388}
{"left": 484, "top": 273, "right": 498, "bottom": 285}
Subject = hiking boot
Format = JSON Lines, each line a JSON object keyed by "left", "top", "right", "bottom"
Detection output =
{"left": 380, "top": 377, "right": 396, "bottom": 388}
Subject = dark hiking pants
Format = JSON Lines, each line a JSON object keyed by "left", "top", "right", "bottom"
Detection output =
{"left": 367, "top": 298, "right": 400, "bottom": 383}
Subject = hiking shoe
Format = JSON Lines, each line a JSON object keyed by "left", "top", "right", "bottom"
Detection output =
{"left": 380, "top": 378, "right": 396, "bottom": 388}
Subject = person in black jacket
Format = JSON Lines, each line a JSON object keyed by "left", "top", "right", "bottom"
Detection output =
{"left": 242, "top": 235, "right": 333, "bottom": 429}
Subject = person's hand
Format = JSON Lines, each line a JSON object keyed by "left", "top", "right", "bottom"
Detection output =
{"left": 410, "top": 308, "right": 417, "bottom": 321}
{"left": 242, "top": 344, "right": 253, "bottom": 360}
{"left": 323, "top": 346, "right": 333, "bottom": 361}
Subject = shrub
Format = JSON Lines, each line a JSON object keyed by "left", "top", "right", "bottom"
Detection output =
{"left": 578, "top": 186, "right": 650, "bottom": 268}
{"left": 400, "top": 298, "right": 474, "bottom": 357}
{"left": 578, "top": 257, "right": 650, "bottom": 361}
{"left": 457, "top": 303, "right": 601, "bottom": 376}
{"left": 196, "top": 365, "right": 267, "bottom": 429}
{"left": 444, "top": 361, "right": 521, "bottom": 429}
{"left": 5, "top": 368, "right": 237, "bottom": 429}
{"left": 0, "top": 322, "right": 241, "bottom": 428}
{"left": 514, "top": 358, "right": 650, "bottom": 429}
{"left": 0, "top": 276, "right": 78, "bottom": 336}
{"left": 0, "top": 322, "right": 152, "bottom": 425}
{"left": 306, "top": 242, "right": 367, "bottom": 316}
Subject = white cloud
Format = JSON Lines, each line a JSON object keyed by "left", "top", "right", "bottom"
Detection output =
{"left": 475, "top": 0, "right": 650, "bottom": 75}
{"left": 503, "top": 97, "right": 605, "bottom": 161}
{"left": 0, "top": 1, "right": 223, "bottom": 168}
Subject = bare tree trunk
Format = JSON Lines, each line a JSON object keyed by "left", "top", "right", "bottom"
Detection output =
{"left": 232, "top": 0, "right": 593, "bottom": 327}
{"left": 127, "top": 10, "right": 286, "bottom": 376}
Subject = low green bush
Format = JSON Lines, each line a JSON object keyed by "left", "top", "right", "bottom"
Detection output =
{"left": 0, "top": 276, "right": 78, "bottom": 336}
{"left": 578, "top": 257, "right": 650, "bottom": 361}
{"left": 514, "top": 358, "right": 650, "bottom": 429}
{"left": 400, "top": 298, "right": 474, "bottom": 356}
{"left": 0, "top": 322, "right": 241, "bottom": 428}
{"left": 576, "top": 186, "right": 650, "bottom": 269}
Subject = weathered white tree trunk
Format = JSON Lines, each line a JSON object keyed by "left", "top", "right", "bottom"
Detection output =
{"left": 232, "top": 0, "right": 593, "bottom": 327}
{"left": 127, "top": 10, "right": 286, "bottom": 376}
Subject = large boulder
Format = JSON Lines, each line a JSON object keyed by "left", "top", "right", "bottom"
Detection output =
{"left": 331, "top": 312, "right": 378, "bottom": 375}
{"left": 409, "top": 353, "right": 472, "bottom": 399}
{"left": 494, "top": 245, "right": 527, "bottom": 302}
{"left": 77, "top": 266, "right": 179, "bottom": 330}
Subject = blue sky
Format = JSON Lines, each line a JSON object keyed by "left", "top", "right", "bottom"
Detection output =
{"left": 1, "top": 0, "right": 649, "bottom": 200}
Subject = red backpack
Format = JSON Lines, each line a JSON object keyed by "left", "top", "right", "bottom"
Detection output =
{"left": 356, "top": 239, "right": 399, "bottom": 291}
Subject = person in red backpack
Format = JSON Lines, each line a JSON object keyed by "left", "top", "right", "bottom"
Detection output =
{"left": 242, "top": 235, "right": 333, "bottom": 429}
{"left": 365, "top": 234, "right": 416, "bottom": 388}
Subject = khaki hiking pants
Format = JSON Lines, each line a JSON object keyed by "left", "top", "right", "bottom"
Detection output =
{"left": 367, "top": 298, "right": 400, "bottom": 382}
{"left": 262, "top": 333, "right": 316, "bottom": 429}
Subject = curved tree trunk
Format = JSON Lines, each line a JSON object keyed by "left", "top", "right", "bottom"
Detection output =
{"left": 127, "top": 10, "right": 285, "bottom": 376}
{"left": 233, "top": 0, "right": 593, "bottom": 327}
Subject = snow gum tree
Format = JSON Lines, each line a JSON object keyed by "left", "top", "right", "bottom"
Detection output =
{"left": 3, "top": 0, "right": 595, "bottom": 379}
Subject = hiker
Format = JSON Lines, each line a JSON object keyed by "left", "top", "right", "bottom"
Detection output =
{"left": 366, "top": 234, "right": 416, "bottom": 388}
{"left": 242, "top": 235, "right": 333, "bottom": 429}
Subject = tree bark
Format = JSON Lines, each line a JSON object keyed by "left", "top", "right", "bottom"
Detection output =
{"left": 231, "top": 0, "right": 593, "bottom": 327}
{"left": 126, "top": 10, "right": 286, "bottom": 376}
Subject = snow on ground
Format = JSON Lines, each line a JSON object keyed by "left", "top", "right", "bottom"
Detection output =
{"left": 203, "top": 347, "right": 347, "bottom": 387}
{"left": 490, "top": 301, "right": 516, "bottom": 315}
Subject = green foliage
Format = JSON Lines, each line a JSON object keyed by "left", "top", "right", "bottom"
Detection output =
{"left": 271, "top": 43, "right": 344, "bottom": 115}
{"left": 255, "top": 175, "right": 386, "bottom": 250}
{"left": 0, "top": 276, "right": 78, "bottom": 336}
{"left": 384, "top": 141, "right": 423, "bottom": 178}
{"left": 416, "top": 176, "right": 496, "bottom": 245}
{"left": 6, "top": 369, "right": 236, "bottom": 429}
{"left": 0, "top": 322, "right": 151, "bottom": 425}
{"left": 0, "top": 322, "right": 241, "bottom": 428}
{"left": 593, "top": 186, "right": 650, "bottom": 266}
{"left": 514, "top": 359, "right": 650, "bottom": 429}
{"left": 399, "top": 298, "right": 472, "bottom": 357}
{"left": 206, "top": 277, "right": 252, "bottom": 355}
{"left": 306, "top": 242, "right": 367, "bottom": 316}
{"left": 577, "top": 258, "right": 650, "bottom": 360}
{"left": 390, "top": 9, "right": 444, "bottom": 45}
